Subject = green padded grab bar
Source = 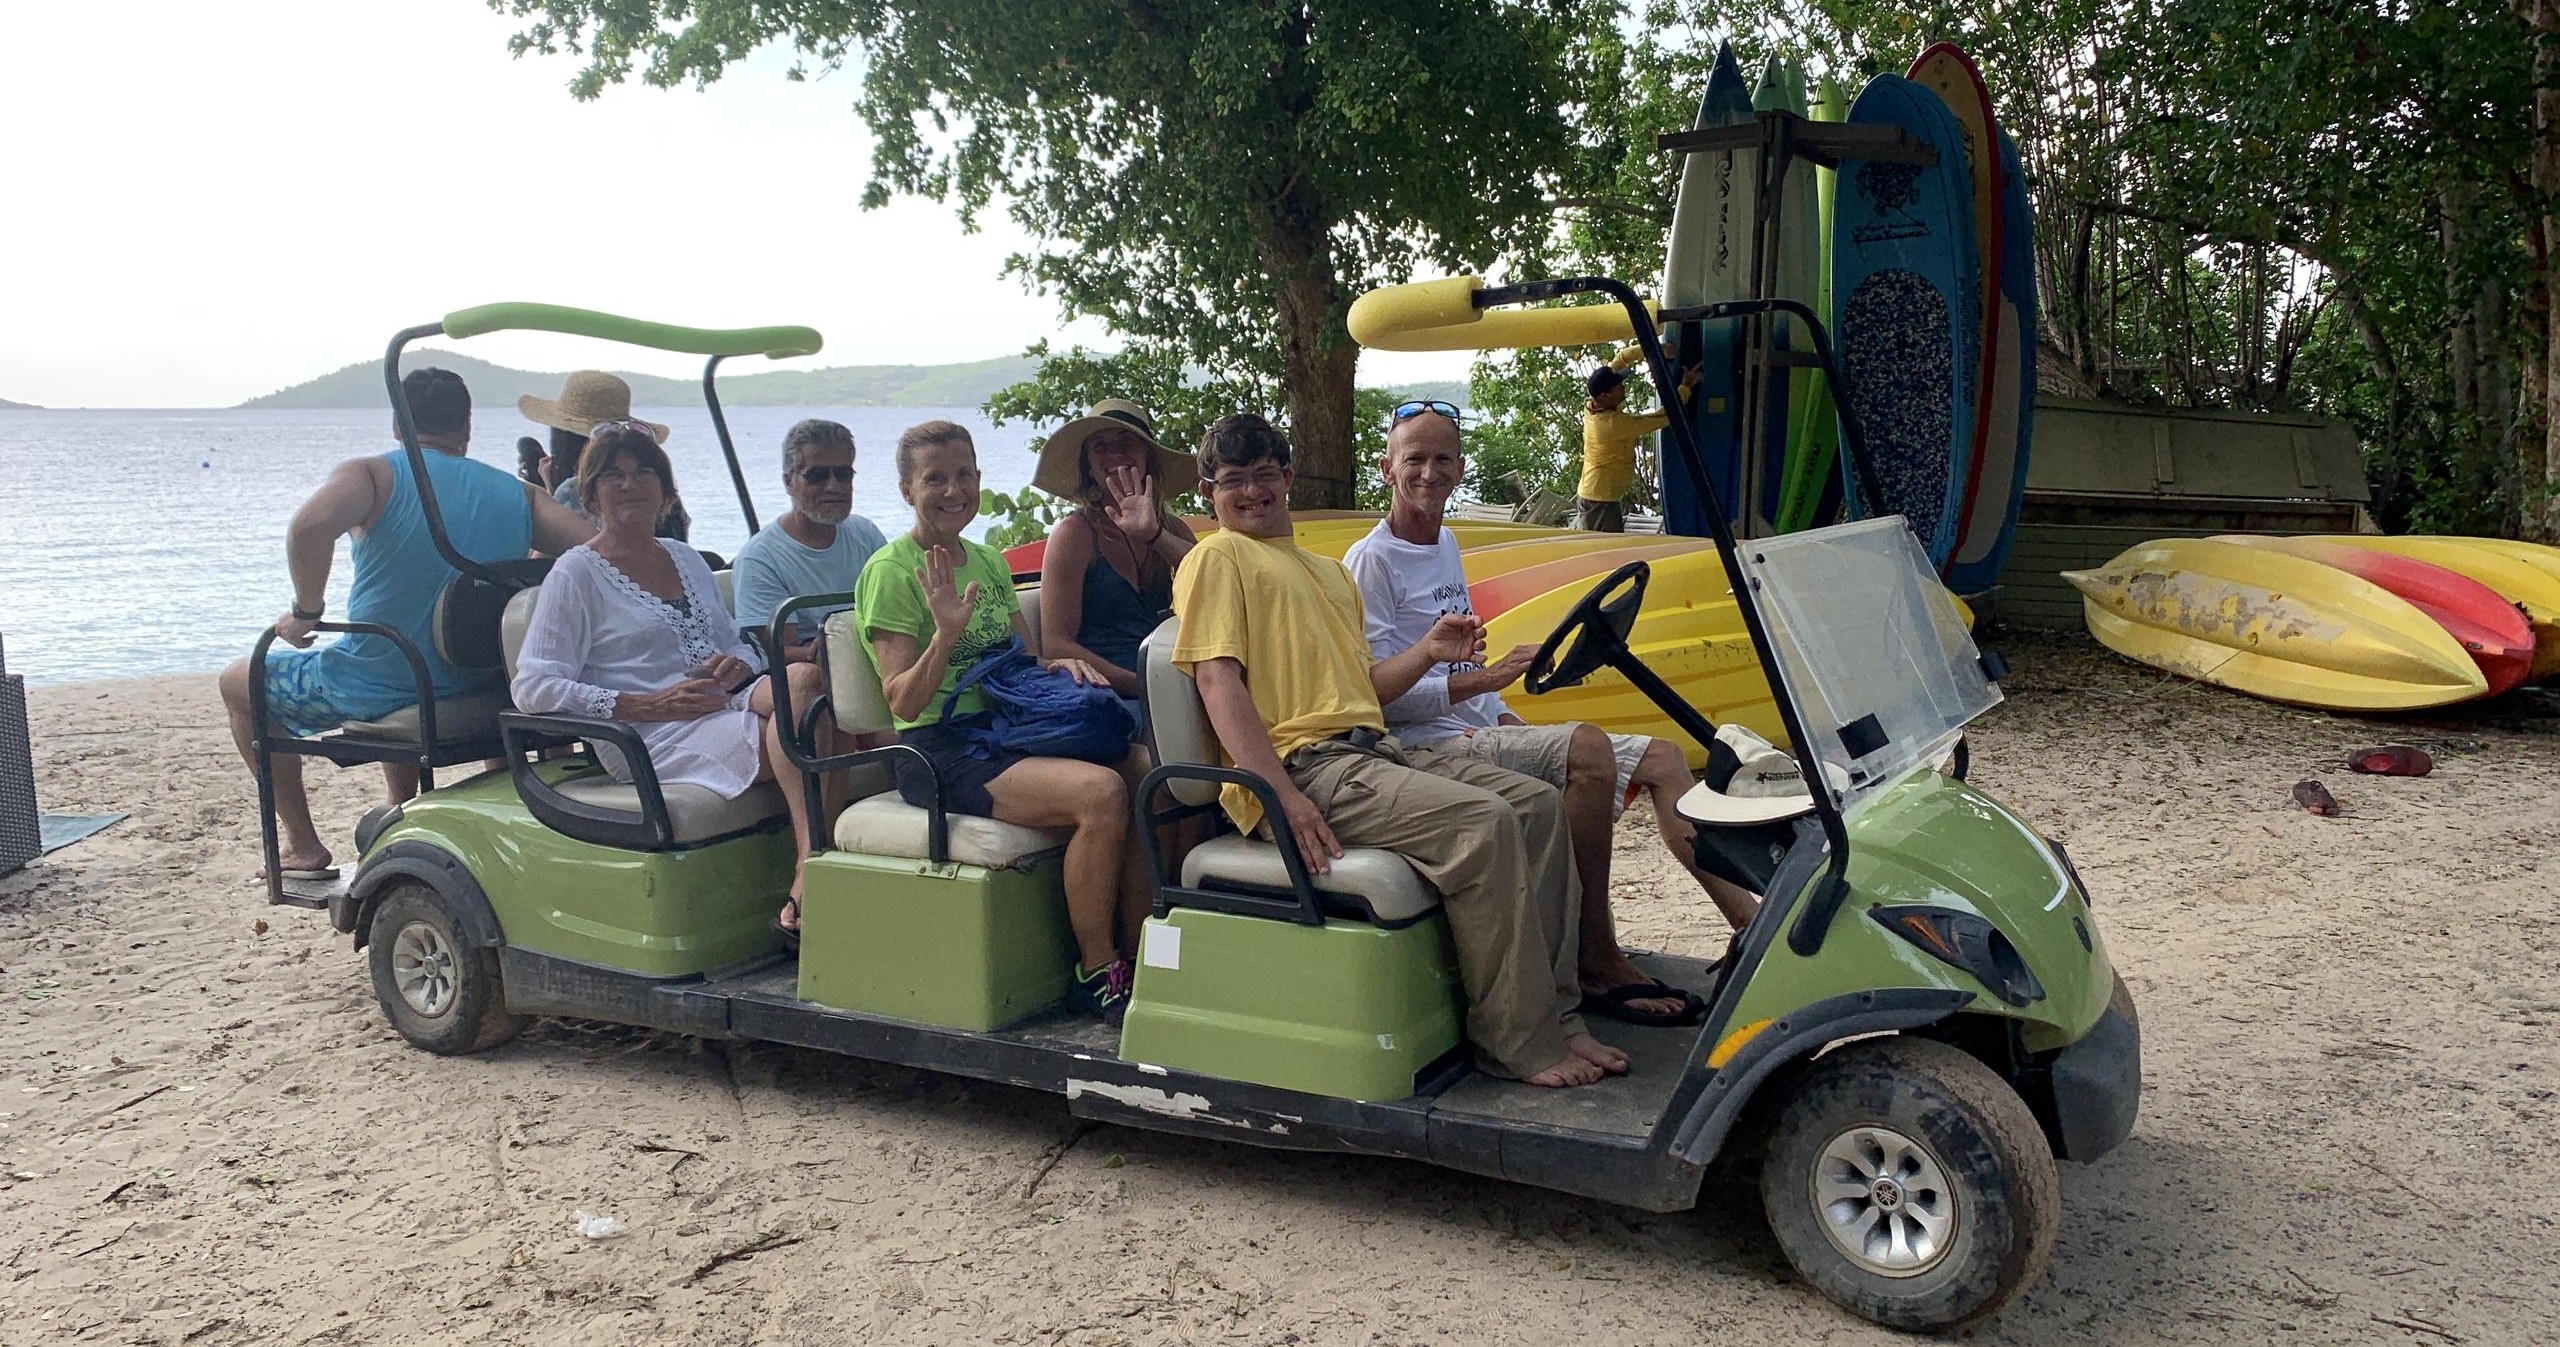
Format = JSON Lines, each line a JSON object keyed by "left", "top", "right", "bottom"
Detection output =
{"left": 439, "top": 302, "right": 823, "bottom": 359}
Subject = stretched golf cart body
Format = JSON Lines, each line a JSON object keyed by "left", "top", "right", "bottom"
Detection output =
{"left": 286, "top": 294, "right": 2135, "bottom": 1334}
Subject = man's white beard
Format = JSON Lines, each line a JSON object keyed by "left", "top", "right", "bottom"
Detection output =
{"left": 804, "top": 501, "right": 851, "bottom": 525}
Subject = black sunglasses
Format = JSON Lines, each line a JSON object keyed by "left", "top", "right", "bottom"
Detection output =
{"left": 1388, "top": 399, "right": 1463, "bottom": 427}
{"left": 797, "top": 465, "right": 855, "bottom": 485}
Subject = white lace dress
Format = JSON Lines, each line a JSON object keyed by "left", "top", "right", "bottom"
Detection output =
{"left": 511, "top": 540, "right": 768, "bottom": 799}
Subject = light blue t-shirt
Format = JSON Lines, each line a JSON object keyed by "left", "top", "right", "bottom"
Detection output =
{"left": 730, "top": 512, "right": 890, "bottom": 641}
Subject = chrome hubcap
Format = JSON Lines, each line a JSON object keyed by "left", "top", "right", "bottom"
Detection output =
{"left": 391, "top": 922, "right": 458, "bottom": 1019}
{"left": 1811, "top": 1125, "right": 1958, "bottom": 1276}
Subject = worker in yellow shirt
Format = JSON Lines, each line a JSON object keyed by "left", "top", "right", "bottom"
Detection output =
{"left": 1576, "top": 347, "right": 1699, "bottom": 532}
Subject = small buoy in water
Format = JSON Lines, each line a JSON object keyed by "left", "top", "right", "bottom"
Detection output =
{"left": 201, "top": 460, "right": 211, "bottom": 468}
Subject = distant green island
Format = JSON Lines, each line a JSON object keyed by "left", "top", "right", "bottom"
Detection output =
{"left": 239, "top": 350, "right": 1466, "bottom": 412}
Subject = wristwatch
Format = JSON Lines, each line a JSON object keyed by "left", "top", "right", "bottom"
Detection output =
{"left": 290, "top": 601, "right": 324, "bottom": 621}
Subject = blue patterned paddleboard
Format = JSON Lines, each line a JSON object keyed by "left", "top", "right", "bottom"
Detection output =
{"left": 1832, "top": 75, "right": 1978, "bottom": 563}
{"left": 1944, "top": 127, "right": 2036, "bottom": 595}
{"left": 1663, "top": 43, "right": 1756, "bottom": 539}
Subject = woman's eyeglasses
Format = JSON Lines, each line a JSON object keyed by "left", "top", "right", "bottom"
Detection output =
{"left": 1388, "top": 400, "right": 1463, "bottom": 427}
{"left": 797, "top": 465, "right": 855, "bottom": 485}
{"left": 589, "top": 466, "right": 663, "bottom": 489}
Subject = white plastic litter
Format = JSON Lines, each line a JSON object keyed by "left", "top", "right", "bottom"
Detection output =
{"left": 575, "top": 1210, "right": 628, "bottom": 1240}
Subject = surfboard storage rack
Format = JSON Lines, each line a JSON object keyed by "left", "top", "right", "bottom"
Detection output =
{"left": 1655, "top": 114, "right": 1938, "bottom": 540}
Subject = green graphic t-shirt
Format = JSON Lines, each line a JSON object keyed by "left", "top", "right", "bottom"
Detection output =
{"left": 855, "top": 532, "right": 1022, "bottom": 730}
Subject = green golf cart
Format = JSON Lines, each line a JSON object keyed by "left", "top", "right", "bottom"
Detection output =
{"left": 278, "top": 293, "right": 2137, "bottom": 1334}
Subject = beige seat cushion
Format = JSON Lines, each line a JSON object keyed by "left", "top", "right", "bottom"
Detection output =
{"left": 339, "top": 689, "right": 511, "bottom": 745}
{"left": 831, "top": 794, "right": 1069, "bottom": 870}
{"left": 1180, "top": 835, "right": 1440, "bottom": 923}
{"left": 500, "top": 588, "right": 541, "bottom": 681}
{"left": 553, "top": 775, "right": 788, "bottom": 844}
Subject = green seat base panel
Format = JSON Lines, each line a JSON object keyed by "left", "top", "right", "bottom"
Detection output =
{"left": 373, "top": 774, "right": 791, "bottom": 978}
{"left": 796, "top": 851, "right": 1076, "bottom": 1031}
{"left": 1119, "top": 909, "right": 1464, "bottom": 1102}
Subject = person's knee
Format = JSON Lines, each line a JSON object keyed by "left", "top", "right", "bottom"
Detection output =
{"left": 1564, "top": 724, "right": 1614, "bottom": 786}
{"left": 1068, "top": 767, "right": 1131, "bottom": 830}
{"left": 1634, "top": 737, "right": 1687, "bottom": 792}
{"left": 217, "top": 658, "right": 251, "bottom": 709}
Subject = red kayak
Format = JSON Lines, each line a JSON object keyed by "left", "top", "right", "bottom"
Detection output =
{"left": 2221, "top": 535, "right": 2534, "bottom": 695}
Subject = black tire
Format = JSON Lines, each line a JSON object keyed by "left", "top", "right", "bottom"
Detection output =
{"left": 366, "top": 880, "right": 526, "bottom": 1055}
{"left": 1759, "top": 1035, "right": 2060, "bottom": 1334}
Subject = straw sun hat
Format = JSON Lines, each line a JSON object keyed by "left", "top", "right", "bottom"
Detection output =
{"left": 1034, "top": 400, "right": 1196, "bottom": 501}
{"left": 519, "top": 370, "right": 669, "bottom": 443}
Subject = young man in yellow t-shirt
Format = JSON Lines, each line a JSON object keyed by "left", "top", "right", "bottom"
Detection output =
{"left": 1169, "top": 413, "right": 1625, "bottom": 1089}
{"left": 1578, "top": 348, "right": 1701, "bottom": 532}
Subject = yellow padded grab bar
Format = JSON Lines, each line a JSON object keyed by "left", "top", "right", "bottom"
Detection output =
{"left": 1347, "top": 276, "right": 1658, "bottom": 352}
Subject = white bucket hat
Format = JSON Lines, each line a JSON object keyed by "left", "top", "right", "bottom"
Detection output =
{"left": 1678, "top": 724, "right": 1848, "bottom": 825}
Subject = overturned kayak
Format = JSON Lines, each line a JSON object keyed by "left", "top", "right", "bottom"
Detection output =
{"left": 2217, "top": 535, "right": 2532, "bottom": 695}
{"left": 2064, "top": 538, "right": 2487, "bottom": 710}
{"left": 2309, "top": 534, "right": 2560, "bottom": 681}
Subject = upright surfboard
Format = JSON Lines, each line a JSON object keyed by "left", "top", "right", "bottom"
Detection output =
{"left": 1834, "top": 73, "right": 1978, "bottom": 563}
{"left": 1662, "top": 43, "right": 1757, "bottom": 538}
{"left": 1746, "top": 58, "right": 1822, "bottom": 536}
{"left": 1776, "top": 74, "right": 1848, "bottom": 534}
{"left": 1945, "top": 126, "right": 2036, "bottom": 594}
{"left": 1907, "top": 44, "right": 2004, "bottom": 577}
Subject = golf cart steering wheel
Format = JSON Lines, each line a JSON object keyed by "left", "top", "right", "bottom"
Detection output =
{"left": 1527, "top": 561, "right": 1650, "bottom": 696}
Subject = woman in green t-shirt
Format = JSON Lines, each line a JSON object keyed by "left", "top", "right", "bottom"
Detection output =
{"left": 855, "top": 420, "right": 1152, "bottom": 1024}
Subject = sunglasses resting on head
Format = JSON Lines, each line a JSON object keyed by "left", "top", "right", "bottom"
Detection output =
{"left": 1387, "top": 399, "right": 1463, "bottom": 427}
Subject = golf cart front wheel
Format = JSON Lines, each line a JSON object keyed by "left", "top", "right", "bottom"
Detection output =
{"left": 1761, "top": 1036, "right": 2059, "bottom": 1332}
{"left": 366, "top": 880, "right": 525, "bottom": 1055}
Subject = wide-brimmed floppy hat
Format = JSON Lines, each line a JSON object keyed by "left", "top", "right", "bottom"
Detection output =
{"left": 519, "top": 370, "right": 668, "bottom": 444}
{"left": 1034, "top": 399, "right": 1196, "bottom": 500}
{"left": 1678, "top": 724, "right": 1853, "bottom": 826}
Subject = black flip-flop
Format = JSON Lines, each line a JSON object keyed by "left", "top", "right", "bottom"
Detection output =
{"left": 772, "top": 901, "right": 802, "bottom": 953}
{"left": 1579, "top": 979, "right": 1707, "bottom": 1027}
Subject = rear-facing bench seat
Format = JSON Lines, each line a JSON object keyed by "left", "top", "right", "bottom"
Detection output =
{"left": 778, "top": 610, "right": 1078, "bottom": 1031}
{"left": 1116, "top": 618, "right": 1464, "bottom": 1102}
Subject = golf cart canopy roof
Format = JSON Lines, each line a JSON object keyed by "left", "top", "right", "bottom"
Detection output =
{"left": 1347, "top": 276, "right": 1660, "bottom": 353}
{"left": 438, "top": 303, "right": 824, "bottom": 360}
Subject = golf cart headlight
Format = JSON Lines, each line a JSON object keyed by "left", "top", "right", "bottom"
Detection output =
{"left": 1870, "top": 905, "right": 2045, "bottom": 1007}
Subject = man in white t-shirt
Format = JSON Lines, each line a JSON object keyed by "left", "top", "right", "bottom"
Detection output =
{"left": 1343, "top": 402, "right": 1760, "bottom": 1028}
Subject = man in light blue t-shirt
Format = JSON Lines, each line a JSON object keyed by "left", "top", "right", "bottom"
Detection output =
{"left": 730, "top": 418, "right": 888, "bottom": 662}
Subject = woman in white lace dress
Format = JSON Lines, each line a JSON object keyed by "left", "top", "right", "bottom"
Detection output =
{"left": 511, "top": 422, "right": 825, "bottom": 938}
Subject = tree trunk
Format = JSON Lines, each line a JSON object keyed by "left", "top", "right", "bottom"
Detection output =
{"left": 1274, "top": 264, "right": 1360, "bottom": 509}
{"left": 2534, "top": 0, "right": 2560, "bottom": 540}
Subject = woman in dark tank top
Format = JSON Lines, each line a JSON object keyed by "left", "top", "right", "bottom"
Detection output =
{"left": 1033, "top": 401, "right": 1200, "bottom": 698}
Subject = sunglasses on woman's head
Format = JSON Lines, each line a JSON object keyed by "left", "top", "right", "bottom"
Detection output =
{"left": 798, "top": 465, "right": 855, "bottom": 484}
{"left": 586, "top": 418, "right": 654, "bottom": 439}
{"left": 1388, "top": 399, "right": 1462, "bottom": 427}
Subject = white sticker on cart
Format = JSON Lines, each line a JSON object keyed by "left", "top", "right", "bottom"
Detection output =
{"left": 1141, "top": 923, "right": 1181, "bottom": 970}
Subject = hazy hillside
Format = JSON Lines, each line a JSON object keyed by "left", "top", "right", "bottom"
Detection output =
{"left": 240, "top": 350, "right": 1045, "bottom": 410}
{"left": 237, "top": 351, "right": 1471, "bottom": 414}
{"left": 0, "top": 395, "right": 37, "bottom": 410}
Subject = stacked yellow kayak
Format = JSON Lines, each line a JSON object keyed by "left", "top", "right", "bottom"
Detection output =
{"left": 2065, "top": 533, "right": 2560, "bottom": 711}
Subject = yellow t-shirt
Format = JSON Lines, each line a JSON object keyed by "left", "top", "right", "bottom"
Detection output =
{"left": 1170, "top": 529, "right": 1383, "bottom": 833}
{"left": 1578, "top": 408, "right": 1669, "bottom": 502}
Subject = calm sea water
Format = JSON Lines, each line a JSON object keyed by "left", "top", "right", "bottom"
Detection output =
{"left": 0, "top": 405, "right": 1036, "bottom": 685}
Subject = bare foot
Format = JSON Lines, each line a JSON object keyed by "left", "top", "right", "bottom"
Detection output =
{"left": 252, "top": 846, "right": 334, "bottom": 883}
{"left": 1567, "top": 1032, "right": 1630, "bottom": 1076}
{"left": 1524, "top": 1054, "right": 1605, "bottom": 1088}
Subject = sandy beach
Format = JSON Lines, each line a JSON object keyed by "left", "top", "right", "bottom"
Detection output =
{"left": 3, "top": 634, "right": 2555, "bottom": 1345}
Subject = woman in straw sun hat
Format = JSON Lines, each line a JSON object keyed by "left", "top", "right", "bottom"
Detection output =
{"left": 1033, "top": 400, "right": 1199, "bottom": 698}
{"left": 523, "top": 370, "right": 689, "bottom": 540}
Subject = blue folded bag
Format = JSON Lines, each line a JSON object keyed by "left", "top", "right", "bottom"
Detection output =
{"left": 938, "top": 638, "right": 1136, "bottom": 764}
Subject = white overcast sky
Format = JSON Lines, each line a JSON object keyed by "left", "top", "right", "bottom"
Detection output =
{"left": 0, "top": 0, "right": 1466, "bottom": 408}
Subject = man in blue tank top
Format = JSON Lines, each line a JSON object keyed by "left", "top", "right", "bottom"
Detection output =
{"left": 215, "top": 368, "right": 595, "bottom": 880}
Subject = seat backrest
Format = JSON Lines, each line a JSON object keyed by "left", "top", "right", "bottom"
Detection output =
{"left": 432, "top": 557, "right": 554, "bottom": 671}
{"left": 1139, "top": 617, "right": 1221, "bottom": 807}
{"left": 499, "top": 587, "right": 542, "bottom": 681}
{"left": 1017, "top": 584, "right": 1043, "bottom": 650}
{"left": 823, "top": 611, "right": 894, "bottom": 736}
{"left": 713, "top": 568, "right": 736, "bottom": 614}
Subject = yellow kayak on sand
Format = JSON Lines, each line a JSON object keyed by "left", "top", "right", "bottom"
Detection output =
{"left": 2064, "top": 537, "right": 2487, "bottom": 710}
{"left": 2310, "top": 534, "right": 2560, "bottom": 681}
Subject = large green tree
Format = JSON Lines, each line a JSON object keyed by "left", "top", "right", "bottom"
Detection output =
{"left": 492, "top": 0, "right": 1601, "bottom": 507}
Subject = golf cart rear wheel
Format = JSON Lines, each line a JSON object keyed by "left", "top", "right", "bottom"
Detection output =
{"left": 366, "top": 880, "right": 525, "bottom": 1055}
{"left": 1760, "top": 1036, "right": 2059, "bottom": 1333}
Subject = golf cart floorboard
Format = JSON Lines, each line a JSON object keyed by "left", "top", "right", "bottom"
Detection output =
{"left": 1430, "top": 953, "right": 1723, "bottom": 1138}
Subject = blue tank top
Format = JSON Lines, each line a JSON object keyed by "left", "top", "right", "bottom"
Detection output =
{"left": 316, "top": 449, "right": 532, "bottom": 706}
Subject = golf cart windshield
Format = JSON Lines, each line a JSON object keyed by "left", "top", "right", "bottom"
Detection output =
{"left": 1735, "top": 517, "right": 2000, "bottom": 814}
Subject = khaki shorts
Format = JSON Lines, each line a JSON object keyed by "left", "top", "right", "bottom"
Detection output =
{"left": 1409, "top": 723, "right": 1653, "bottom": 816}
